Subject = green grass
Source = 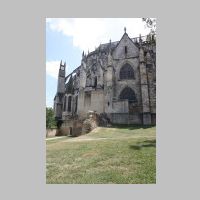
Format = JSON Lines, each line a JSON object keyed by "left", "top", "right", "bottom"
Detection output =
{"left": 46, "top": 125, "right": 156, "bottom": 184}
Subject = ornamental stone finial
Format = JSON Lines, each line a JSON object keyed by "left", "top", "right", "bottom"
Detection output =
{"left": 124, "top": 27, "right": 126, "bottom": 33}
{"left": 139, "top": 34, "right": 142, "bottom": 46}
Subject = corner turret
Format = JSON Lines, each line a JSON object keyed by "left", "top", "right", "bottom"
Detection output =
{"left": 57, "top": 60, "right": 66, "bottom": 94}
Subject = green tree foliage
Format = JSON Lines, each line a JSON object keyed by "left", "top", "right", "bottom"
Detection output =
{"left": 46, "top": 107, "right": 56, "bottom": 129}
{"left": 142, "top": 18, "right": 156, "bottom": 34}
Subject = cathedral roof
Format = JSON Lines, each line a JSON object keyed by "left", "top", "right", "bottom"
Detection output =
{"left": 87, "top": 35, "right": 150, "bottom": 57}
{"left": 64, "top": 33, "right": 156, "bottom": 82}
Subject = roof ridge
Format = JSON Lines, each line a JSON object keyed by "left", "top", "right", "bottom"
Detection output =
{"left": 99, "top": 35, "right": 149, "bottom": 46}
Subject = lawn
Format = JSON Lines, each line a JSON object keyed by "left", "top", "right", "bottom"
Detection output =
{"left": 46, "top": 125, "right": 156, "bottom": 184}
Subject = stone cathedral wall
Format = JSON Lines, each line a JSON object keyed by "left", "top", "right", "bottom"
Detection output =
{"left": 54, "top": 32, "right": 156, "bottom": 136}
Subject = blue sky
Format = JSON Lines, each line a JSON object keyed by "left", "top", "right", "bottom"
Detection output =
{"left": 46, "top": 18, "right": 153, "bottom": 107}
{"left": 46, "top": 23, "right": 82, "bottom": 107}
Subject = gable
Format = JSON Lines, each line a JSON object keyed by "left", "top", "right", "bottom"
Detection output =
{"left": 112, "top": 33, "right": 139, "bottom": 59}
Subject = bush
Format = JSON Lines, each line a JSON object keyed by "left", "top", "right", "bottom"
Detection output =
{"left": 46, "top": 107, "right": 56, "bottom": 129}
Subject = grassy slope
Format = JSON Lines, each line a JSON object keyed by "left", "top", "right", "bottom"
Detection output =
{"left": 46, "top": 126, "right": 156, "bottom": 184}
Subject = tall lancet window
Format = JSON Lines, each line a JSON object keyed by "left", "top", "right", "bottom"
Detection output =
{"left": 63, "top": 96, "right": 67, "bottom": 111}
{"left": 75, "top": 96, "right": 78, "bottom": 113}
{"left": 67, "top": 96, "right": 72, "bottom": 112}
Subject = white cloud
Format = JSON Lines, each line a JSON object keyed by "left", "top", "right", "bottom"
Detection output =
{"left": 46, "top": 61, "right": 67, "bottom": 79}
{"left": 46, "top": 18, "right": 152, "bottom": 52}
{"left": 46, "top": 18, "right": 52, "bottom": 23}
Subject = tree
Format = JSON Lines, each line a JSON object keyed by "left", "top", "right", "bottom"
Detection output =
{"left": 46, "top": 107, "right": 56, "bottom": 129}
{"left": 142, "top": 18, "right": 156, "bottom": 34}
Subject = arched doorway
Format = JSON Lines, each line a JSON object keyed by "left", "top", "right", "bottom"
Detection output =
{"left": 119, "top": 87, "right": 137, "bottom": 102}
{"left": 119, "top": 87, "right": 137, "bottom": 113}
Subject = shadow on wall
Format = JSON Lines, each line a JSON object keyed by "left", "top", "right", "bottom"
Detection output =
{"left": 129, "top": 139, "right": 156, "bottom": 150}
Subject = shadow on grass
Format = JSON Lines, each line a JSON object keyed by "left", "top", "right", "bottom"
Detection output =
{"left": 129, "top": 139, "right": 156, "bottom": 150}
{"left": 107, "top": 124, "right": 156, "bottom": 130}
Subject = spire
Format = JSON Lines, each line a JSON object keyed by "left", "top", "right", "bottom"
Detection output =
{"left": 108, "top": 42, "right": 113, "bottom": 66}
{"left": 60, "top": 60, "right": 62, "bottom": 66}
{"left": 152, "top": 34, "right": 155, "bottom": 42}
{"left": 109, "top": 39, "right": 112, "bottom": 53}
{"left": 82, "top": 51, "right": 84, "bottom": 57}
{"left": 108, "top": 52, "right": 112, "bottom": 66}
{"left": 64, "top": 61, "right": 66, "bottom": 67}
{"left": 147, "top": 34, "right": 151, "bottom": 42}
{"left": 98, "top": 45, "right": 101, "bottom": 55}
{"left": 124, "top": 27, "right": 126, "bottom": 33}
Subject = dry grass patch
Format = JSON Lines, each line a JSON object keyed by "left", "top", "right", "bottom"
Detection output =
{"left": 46, "top": 125, "right": 156, "bottom": 184}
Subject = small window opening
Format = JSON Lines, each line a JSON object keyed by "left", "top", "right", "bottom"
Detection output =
{"left": 125, "top": 46, "right": 127, "bottom": 54}
{"left": 94, "top": 76, "right": 97, "bottom": 88}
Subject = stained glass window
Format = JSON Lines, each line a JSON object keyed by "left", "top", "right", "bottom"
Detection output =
{"left": 120, "top": 63, "right": 134, "bottom": 79}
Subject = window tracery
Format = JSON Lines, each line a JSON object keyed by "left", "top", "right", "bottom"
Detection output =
{"left": 119, "top": 63, "right": 134, "bottom": 79}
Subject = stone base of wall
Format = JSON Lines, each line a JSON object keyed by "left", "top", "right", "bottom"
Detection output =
{"left": 59, "top": 118, "right": 83, "bottom": 137}
{"left": 143, "top": 113, "right": 152, "bottom": 125}
{"left": 60, "top": 111, "right": 106, "bottom": 136}
{"left": 151, "top": 113, "right": 156, "bottom": 125}
{"left": 58, "top": 111, "right": 156, "bottom": 137}
{"left": 110, "top": 113, "right": 142, "bottom": 124}
{"left": 110, "top": 112, "right": 155, "bottom": 125}
{"left": 46, "top": 129, "right": 57, "bottom": 137}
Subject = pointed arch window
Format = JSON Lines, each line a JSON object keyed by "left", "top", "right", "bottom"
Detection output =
{"left": 67, "top": 96, "right": 72, "bottom": 112}
{"left": 75, "top": 96, "right": 78, "bottom": 113}
{"left": 125, "top": 46, "right": 127, "bottom": 54}
{"left": 63, "top": 96, "right": 67, "bottom": 111}
{"left": 119, "top": 87, "right": 137, "bottom": 102}
{"left": 119, "top": 63, "right": 134, "bottom": 79}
